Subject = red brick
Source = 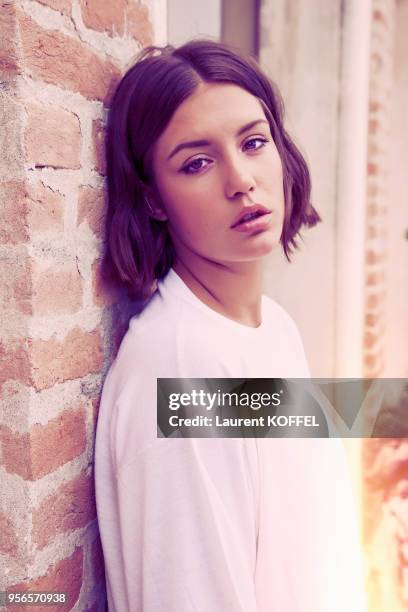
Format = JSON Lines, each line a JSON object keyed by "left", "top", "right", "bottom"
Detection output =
{"left": 79, "top": 0, "right": 127, "bottom": 37}
{"left": 33, "top": 472, "right": 96, "bottom": 549}
{"left": 0, "top": 254, "right": 32, "bottom": 315}
{"left": 367, "top": 225, "right": 387, "bottom": 242}
{"left": 0, "top": 181, "right": 29, "bottom": 244}
{"left": 366, "top": 250, "right": 386, "bottom": 265}
{"left": 366, "top": 225, "right": 377, "bottom": 240}
{"left": 0, "top": 511, "right": 18, "bottom": 556}
{"left": 29, "top": 326, "right": 104, "bottom": 390}
{"left": 0, "top": 181, "right": 65, "bottom": 245}
{"left": 364, "top": 331, "right": 379, "bottom": 351}
{"left": 369, "top": 101, "right": 384, "bottom": 113}
{"left": 368, "top": 119, "right": 379, "bottom": 135}
{"left": 10, "top": 547, "right": 83, "bottom": 612}
{"left": 367, "top": 184, "right": 378, "bottom": 198}
{"left": 368, "top": 358, "right": 385, "bottom": 376}
{"left": 77, "top": 186, "right": 105, "bottom": 238}
{"left": 36, "top": 0, "right": 72, "bottom": 16}
{"left": 24, "top": 103, "right": 81, "bottom": 169}
{"left": 31, "top": 407, "right": 87, "bottom": 479}
{"left": 371, "top": 52, "right": 383, "bottom": 73}
{"left": 0, "top": 339, "right": 31, "bottom": 395}
{"left": 366, "top": 270, "right": 385, "bottom": 286}
{"left": 373, "top": 9, "right": 389, "bottom": 29}
{"left": 26, "top": 181, "right": 65, "bottom": 235}
{"left": 32, "top": 261, "right": 83, "bottom": 315}
{"left": 18, "top": 9, "right": 121, "bottom": 104}
{"left": 367, "top": 143, "right": 377, "bottom": 158}
{"left": 126, "top": 2, "right": 154, "bottom": 47}
{"left": 92, "top": 119, "right": 106, "bottom": 175}
{"left": 1, "top": 426, "right": 31, "bottom": 480}
{"left": 367, "top": 162, "right": 378, "bottom": 176}
{"left": 0, "top": 3, "right": 20, "bottom": 76}
{"left": 367, "top": 203, "right": 383, "bottom": 217}
{"left": 365, "top": 312, "right": 382, "bottom": 327}
{"left": 366, "top": 291, "right": 386, "bottom": 310}
{"left": 1, "top": 408, "right": 86, "bottom": 480}
{"left": 364, "top": 351, "right": 383, "bottom": 371}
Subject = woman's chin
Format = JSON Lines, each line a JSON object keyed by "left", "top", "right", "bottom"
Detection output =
{"left": 241, "top": 233, "right": 281, "bottom": 259}
{"left": 226, "top": 242, "right": 280, "bottom": 263}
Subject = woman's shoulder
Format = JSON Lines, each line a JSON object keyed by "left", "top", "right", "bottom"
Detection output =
{"left": 114, "top": 294, "right": 181, "bottom": 373}
{"left": 112, "top": 290, "right": 233, "bottom": 384}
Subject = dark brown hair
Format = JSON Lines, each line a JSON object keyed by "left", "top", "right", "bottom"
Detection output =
{"left": 102, "top": 39, "right": 321, "bottom": 301}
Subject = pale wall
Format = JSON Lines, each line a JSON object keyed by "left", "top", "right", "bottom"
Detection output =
{"left": 386, "top": 0, "right": 408, "bottom": 376}
{"left": 259, "top": 1, "right": 341, "bottom": 377}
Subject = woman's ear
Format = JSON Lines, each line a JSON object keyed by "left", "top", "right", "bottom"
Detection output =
{"left": 144, "top": 190, "right": 168, "bottom": 222}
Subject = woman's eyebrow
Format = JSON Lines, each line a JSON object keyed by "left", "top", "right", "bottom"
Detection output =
{"left": 166, "top": 118, "right": 269, "bottom": 161}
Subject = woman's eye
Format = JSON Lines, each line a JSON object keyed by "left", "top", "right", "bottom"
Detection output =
{"left": 180, "top": 137, "right": 269, "bottom": 175}
{"left": 244, "top": 137, "right": 269, "bottom": 151}
{"left": 181, "top": 158, "right": 211, "bottom": 175}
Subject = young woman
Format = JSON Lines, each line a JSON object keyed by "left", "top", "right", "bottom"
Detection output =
{"left": 95, "top": 40, "right": 366, "bottom": 611}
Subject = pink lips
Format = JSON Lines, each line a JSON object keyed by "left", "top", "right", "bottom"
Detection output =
{"left": 231, "top": 212, "right": 273, "bottom": 232}
{"left": 230, "top": 203, "right": 271, "bottom": 229}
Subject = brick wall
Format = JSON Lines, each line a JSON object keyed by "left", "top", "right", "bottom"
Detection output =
{"left": 0, "top": 1, "right": 153, "bottom": 609}
{"left": 363, "top": 2, "right": 408, "bottom": 611}
{"left": 363, "top": 0, "right": 394, "bottom": 379}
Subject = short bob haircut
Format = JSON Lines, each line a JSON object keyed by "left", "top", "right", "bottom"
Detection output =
{"left": 102, "top": 38, "right": 321, "bottom": 301}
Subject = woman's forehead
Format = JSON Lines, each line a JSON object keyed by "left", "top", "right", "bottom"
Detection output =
{"left": 154, "top": 83, "right": 266, "bottom": 155}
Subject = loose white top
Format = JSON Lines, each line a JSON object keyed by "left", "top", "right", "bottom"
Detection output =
{"left": 95, "top": 267, "right": 366, "bottom": 611}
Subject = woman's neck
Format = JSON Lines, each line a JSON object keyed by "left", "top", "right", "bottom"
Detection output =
{"left": 172, "top": 256, "right": 264, "bottom": 328}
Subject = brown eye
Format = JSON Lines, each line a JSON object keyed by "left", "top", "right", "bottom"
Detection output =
{"left": 243, "top": 137, "right": 269, "bottom": 151}
{"left": 181, "top": 158, "right": 212, "bottom": 175}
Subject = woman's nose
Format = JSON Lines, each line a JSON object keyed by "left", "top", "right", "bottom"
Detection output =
{"left": 223, "top": 156, "right": 256, "bottom": 198}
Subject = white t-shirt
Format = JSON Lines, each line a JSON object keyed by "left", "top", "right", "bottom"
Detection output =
{"left": 94, "top": 267, "right": 366, "bottom": 611}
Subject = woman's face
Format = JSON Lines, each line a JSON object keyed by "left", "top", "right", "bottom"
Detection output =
{"left": 149, "top": 82, "right": 285, "bottom": 266}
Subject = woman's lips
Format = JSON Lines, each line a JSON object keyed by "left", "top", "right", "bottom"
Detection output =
{"left": 231, "top": 212, "right": 273, "bottom": 232}
{"left": 231, "top": 204, "right": 271, "bottom": 228}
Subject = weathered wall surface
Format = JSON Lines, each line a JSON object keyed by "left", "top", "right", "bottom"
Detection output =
{"left": 0, "top": 1, "right": 154, "bottom": 609}
{"left": 260, "top": 0, "right": 407, "bottom": 610}
{"left": 259, "top": 0, "right": 341, "bottom": 378}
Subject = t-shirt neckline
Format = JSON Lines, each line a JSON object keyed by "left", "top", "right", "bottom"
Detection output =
{"left": 160, "top": 267, "right": 266, "bottom": 334}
